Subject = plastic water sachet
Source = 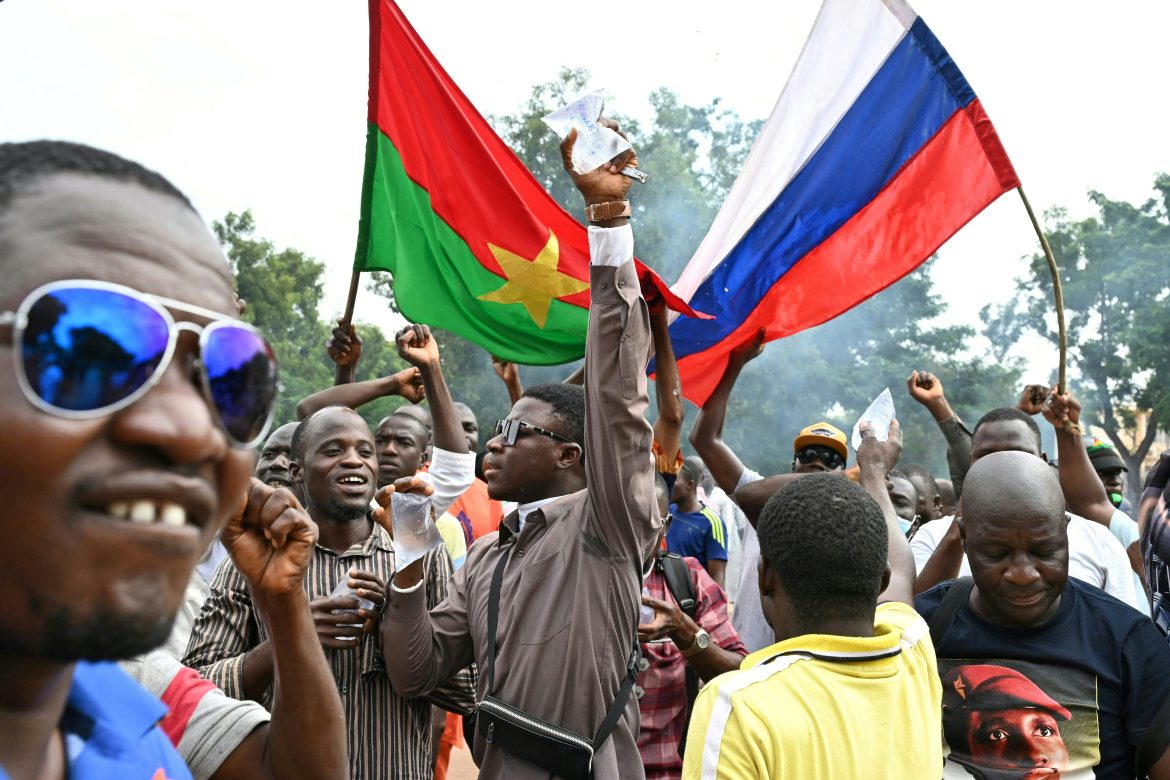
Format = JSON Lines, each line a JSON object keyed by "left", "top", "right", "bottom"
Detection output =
{"left": 391, "top": 489, "right": 442, "bottom": 573}
{"left": 329, "top": 573, "right": 375, "bottom": 642}
{"left": 851, "top": 387, "right": 895, "bottom": 450}
{"left": 542, "top": 90, "right": 632, "bottom": 175}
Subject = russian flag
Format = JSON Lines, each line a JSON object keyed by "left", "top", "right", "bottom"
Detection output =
{"left": 666, "top": 0, "right": 1020, "bottom": 405}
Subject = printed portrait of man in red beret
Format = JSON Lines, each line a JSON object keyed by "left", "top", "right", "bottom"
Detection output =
{"left": 942, "top": 664, "right": 1083, "bottom": 779}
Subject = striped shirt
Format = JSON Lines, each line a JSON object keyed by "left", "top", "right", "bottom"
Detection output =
{"left": 183, "top": 523, "right": 476, "bottom": 780}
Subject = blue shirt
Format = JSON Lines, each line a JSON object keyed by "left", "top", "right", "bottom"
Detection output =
{"left": 0, "top": 661, "right": 192, "bottom": 780}
{"left": 666, "top": 503, "right": 728, "bottom": 568}
{"left": 916, "top": 577, "right": 1170, "bottom": 779}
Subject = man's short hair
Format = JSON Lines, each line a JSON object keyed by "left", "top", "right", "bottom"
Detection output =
{"left": 758, "top": 474, "right": 888, "bottom": 625}
{"left": 679, "top": 456, "right": 704, "bottom": 485}
{"left": 972, "top": 407, "right": 1042, "bottom": 452}
{"left": 0, "top": 140, "right": 193, "bottom": 214}
{"left": 291, "top": 405, "right": 349, "bottom": 463}
{"left": 521, "top": 383, "right": 585, "bottom": 450}
{"left": 900, "top": 463, "right": 939, "bottom": 496}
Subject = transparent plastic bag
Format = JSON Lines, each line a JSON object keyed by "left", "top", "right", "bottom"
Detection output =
{"left": 851, "top": 387, "right": 895, "bottom": 450}
{"left": 329, "top": 572, "right": 374, "bottom": 642}
{"left": 391, "top": 489, "right": 442, "bottom": 573}
{"left": 542, "top": 90, "right": 632, "bottom": 175}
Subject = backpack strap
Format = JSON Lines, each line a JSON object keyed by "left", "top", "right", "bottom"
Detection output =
{"left": 657, "top": 551, "right": 698, "bottom": 619}
{"left": 927, "top": 577, "right": 975, "bottom": 649}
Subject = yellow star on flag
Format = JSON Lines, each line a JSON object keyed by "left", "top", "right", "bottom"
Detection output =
{"left": 477, "top": 231, "right": 589, "bottom": 329}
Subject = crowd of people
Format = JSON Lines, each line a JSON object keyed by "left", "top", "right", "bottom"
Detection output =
{"left": 2, "top": 125, "right": 1170, "bottom": 780}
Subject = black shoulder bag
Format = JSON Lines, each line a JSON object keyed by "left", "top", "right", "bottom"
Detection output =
{"left": 655, "top": 551, "right": 700, "bottom": 759}
{"left": 472, "top": 541, "right": 640, "bottom": 779}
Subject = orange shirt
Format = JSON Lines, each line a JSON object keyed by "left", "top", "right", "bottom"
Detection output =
{"left": 448, "top": 478, "right": 504, "bottom": 546}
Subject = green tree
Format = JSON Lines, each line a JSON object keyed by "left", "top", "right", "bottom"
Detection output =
{"left": 988, "top": 175, "right": 1170, "bottom": 505}
{"left": 216, "top": 211, "right": 407, "bottom": 431}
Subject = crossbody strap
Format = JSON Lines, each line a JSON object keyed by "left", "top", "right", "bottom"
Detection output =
{"left": 928, "top": 577, "right": 975, "bottom": 649}
{"left": 484, "top": 540, "right": 516, "bottom": 694}
{"left": 482, "top": 537, "right": 639, "bottom": 750}
{"left": 591, "top": 643, "right": 640, "bottom": 748}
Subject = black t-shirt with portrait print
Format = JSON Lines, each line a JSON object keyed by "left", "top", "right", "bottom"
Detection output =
{"left": 916, "top": 577, "right": 1170, "bottom": 779}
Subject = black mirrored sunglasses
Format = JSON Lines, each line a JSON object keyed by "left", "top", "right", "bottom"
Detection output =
{"left": 795, "top": 446, "right": 845, "bottom": 470}
{"left": 491, "top": 418, "right": 574, "bottom": 446}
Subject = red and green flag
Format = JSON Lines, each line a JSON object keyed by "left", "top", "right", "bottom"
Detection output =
{"left": 354, "top": 0, "right": 701, "bottom": 365}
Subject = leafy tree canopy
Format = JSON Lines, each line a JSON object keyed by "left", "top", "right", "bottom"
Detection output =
{"left": 987, "top": 175, "right": 1170, "bottom": 504}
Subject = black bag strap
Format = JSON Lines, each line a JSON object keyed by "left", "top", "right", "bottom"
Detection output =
{"left": 484, "top": 539, "right": 516, "bottom": 694}
{"left": 483, "top": 537, "right": 640, "bottom": 750}
{"left": 927, "top": 577, "right": 975, "bottom": 649}
{"left": 657, "top": 551, "right": 698, "bottom": 619}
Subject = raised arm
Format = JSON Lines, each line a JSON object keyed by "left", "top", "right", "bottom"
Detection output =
{"left": 688, "top": 331, "right": 765, "bottom": 494}
{"left": 650, "top": 296, "right": 684, "bottom": 467}
{"left": 734, "top": 473, "right": 803, "bottom": 527}
{"left": 1043, "top": 388, "right": 1114, "bottom": 526}
{"left": 906, "top": 371, "right": 972, "bottom": 499}
{"left": 397, "top": 324, "right": 473, "bottom": 516}
{"left": 560, "top": 124, "right": 659, "bottom": 555}
{"left": 327, "top": 319, "right": 361, "bottom": 386}
{"left": 492, "top": 356, "right": 525, "bottom": 405}
{"left": 855, "top": 420, "right": 916, "bottom": 607}
{"left": 212, "top": 480, "right": 347, "bottom": 780}
{"left": 295, "top": 368, "right": 424, "bottom": 420}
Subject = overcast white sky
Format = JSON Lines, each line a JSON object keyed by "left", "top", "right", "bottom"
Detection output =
{"left": 2, "top": 0, "right": 1167, "bottom": 373}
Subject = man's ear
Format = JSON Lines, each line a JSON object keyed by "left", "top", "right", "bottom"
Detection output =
{"left": 290, "top": 462, "right": 304, "bottom": 485}
{"left": 932, "top": 494, "right": 943, "bottom": 513}
{"left": 957, "top": 517, "right": 967, "bottom": 553}
{"left": 757, "top": 557, "right": 773, "bottom": 599}
{"left": 880, "top": 563, "right": 892, "bottom": 595}
{"left": 556, "top": 442, "right": 583, "bottom": 469}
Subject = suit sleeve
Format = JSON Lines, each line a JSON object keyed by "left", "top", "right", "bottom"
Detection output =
{"left": 582, "top": 224, "right": 660, "bottom": 560}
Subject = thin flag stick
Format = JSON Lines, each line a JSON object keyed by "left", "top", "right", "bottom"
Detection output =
{"left": 1017, "top": 186, "right": 1068, "bottom": 394}
{"left": 340, "top": 270, "right": 362, "bottom": 330}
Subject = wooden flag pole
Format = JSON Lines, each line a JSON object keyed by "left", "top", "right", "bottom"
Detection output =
{"left": 340, "top": 270, "right": 362, "bottom": 330}
{"left": 1017, "top": 186, "right": 1068, "bottom": 394}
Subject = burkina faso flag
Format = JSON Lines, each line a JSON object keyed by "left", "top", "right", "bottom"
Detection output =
{"left": 355, "top": 0, "right": 702, "bottom": 365}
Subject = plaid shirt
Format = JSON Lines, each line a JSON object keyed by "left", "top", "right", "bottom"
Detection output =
{"left": 637, "top": 555, "right": 747, "bottom": 779}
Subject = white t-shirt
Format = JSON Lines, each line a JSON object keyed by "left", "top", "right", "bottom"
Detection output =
{"left": 728, "top": 468, "right": 776, "bottom": 653}
{"left": 910, "top": 514, "right": 1145, "bottom": 613}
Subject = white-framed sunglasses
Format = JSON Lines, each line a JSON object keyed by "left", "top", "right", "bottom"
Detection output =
{"left": 0, "top": 279, "right": 279, "bottom": 447}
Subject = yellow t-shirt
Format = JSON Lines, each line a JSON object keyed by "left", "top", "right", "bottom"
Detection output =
{"left": 683, "top": 601, "right": 942, "bottom": 780}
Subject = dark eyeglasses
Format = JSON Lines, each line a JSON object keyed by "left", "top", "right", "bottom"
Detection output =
{"left": 491, "top": 418, "right": 574, "bottom": 446}
{"left": 795, "top": 446, "right": 845, "bottom": 470}
{"left": 0, "top": 280, "right": 279, "bottom": 447}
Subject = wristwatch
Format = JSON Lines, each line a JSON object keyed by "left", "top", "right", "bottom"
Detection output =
{"left": 584, "top": 200, "right": 631, "bottom": 223}
{"left": 681, "top": 628, "right": 710, "bottom": 658}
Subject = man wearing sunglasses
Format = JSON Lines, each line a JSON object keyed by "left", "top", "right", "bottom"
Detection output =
{"left": 0, "top": 141, "right": 343, "bottom": 780}
{"left": 383, "top": 122, "right": 659, "bottom": 779}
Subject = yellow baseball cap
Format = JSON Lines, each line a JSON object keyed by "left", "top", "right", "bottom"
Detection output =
{"left": 793, "top": 422, "right": 849, "bottom": 462}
